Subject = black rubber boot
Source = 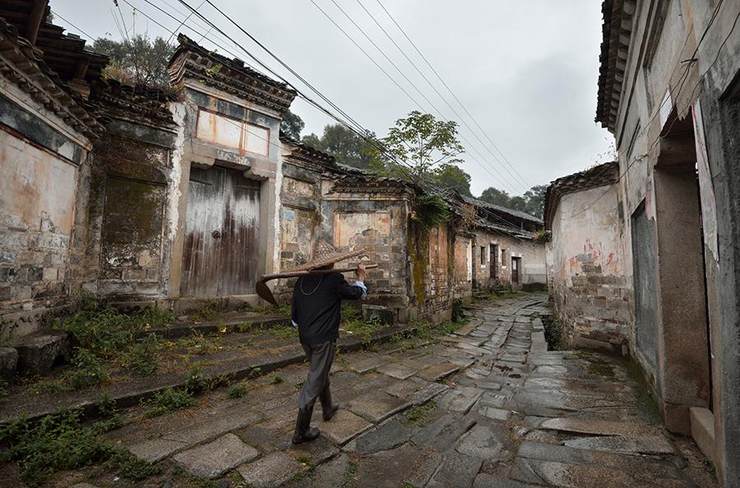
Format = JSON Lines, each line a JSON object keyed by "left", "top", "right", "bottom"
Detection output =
{"left": 320, "top": 387, "right": 339, "bottom": 421}
{"left": 292, "top": 407, "right": 320, "bottom": 444}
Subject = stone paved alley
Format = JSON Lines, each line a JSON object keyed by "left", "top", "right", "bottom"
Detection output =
{"left": 60, "top": 294, "right": 716, "bottom": 487}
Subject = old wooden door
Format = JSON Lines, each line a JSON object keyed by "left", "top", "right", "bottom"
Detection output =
{"left": 181, "top": 166, "right": 260, "bottom": 297}
{"left": 490, "top": 244, "right": 498, "bottom": 279}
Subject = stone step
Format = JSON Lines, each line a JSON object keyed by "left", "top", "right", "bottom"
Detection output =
{"left": 144, "top": 315, "right": 290, "bottom": 341}
{"left": 0, "top": 347, "right": 18, "bottom": 378}
{"left": 10, "top": 331, "right": 70, "bottom": 375}
{"left": 0, "top": 323, "right": 415, "bottom": 425}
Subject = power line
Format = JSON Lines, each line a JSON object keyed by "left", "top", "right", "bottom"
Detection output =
{"left": 373, "top": 0, "right": 531, "bottom": 192}
{"left": 354, "top": 0, "right": 530, "bottom": 193}
{"left": 115, "top": 0, "right": 530, "bottom": 235}
{"left": 50, "top": 9, "right": 97, "bottom": 41}
{"left": 308, "top": 0, "right": 518, "bottom": 192}
{"left": 318, "top": 0, "right": 521, "bottom": 192}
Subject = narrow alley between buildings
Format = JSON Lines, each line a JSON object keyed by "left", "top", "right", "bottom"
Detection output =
{"left": 40, "top": 294, "right": 715, "bottom": 488}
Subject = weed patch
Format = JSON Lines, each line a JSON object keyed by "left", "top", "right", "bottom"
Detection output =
{"left": 0, "top": 409, "right": 159, "bottom": 486}
{"left": 122, "top": 333, "right": 159, "bottom": 376}
{"left": 268, "top": 324, "right": 296, "bottom": 340}
{"left": 192, "top": 301, "right": 222, "bottom": 322}
{"left": 227, "top": 383, "right": 248, "bottom": 399}
{"left": 269, "top": 373, "right": 284, "bottom": 385}
{"left": 178, "top": 332, "right": 223, "bottom": 356}
{"left": 142, "top": 388, "right": 194, "bottom": 417}
{"left": 67, "top": 348, "right": 109, "bottom": 389}
{"left": 541, "top": 315, "right": 566, "bottom": 350}
{"left": 37, "top": 302, "right": 174, "bottom": 391}
{"left": 404, "top": 401, "right": 437, "bottom": 426}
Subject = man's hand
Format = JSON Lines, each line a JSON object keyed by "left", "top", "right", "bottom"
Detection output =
{"left": 355, "top": 263, "right": 367, "bottom": 282}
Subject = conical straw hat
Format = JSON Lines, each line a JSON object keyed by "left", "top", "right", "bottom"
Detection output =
{"left": 289, "top": 241, "right": 366, "bottom": 272}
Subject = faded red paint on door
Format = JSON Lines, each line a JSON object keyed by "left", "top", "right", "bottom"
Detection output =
{"left": 181, "top": 166, "right": 260, "bottom": 297}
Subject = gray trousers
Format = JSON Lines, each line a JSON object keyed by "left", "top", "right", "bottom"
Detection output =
{"left": 298, "top": 341, "right": 336, "bottom": 411}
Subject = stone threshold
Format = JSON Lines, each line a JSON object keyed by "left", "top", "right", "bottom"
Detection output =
{"left": 0, "top": 323, "right": 416, "bottom": 425}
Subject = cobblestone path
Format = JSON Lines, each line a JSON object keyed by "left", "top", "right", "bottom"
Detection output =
{"left": 95, "top": 294, "right": 715, "bottom": 487}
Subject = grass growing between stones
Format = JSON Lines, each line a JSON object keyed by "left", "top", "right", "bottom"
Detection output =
{"left": 587, "top": 357, "right": 616, "bottom": 378}
{"left": 227, "top": 382, "right": 248, "bottom": 399}
{"left": 403, "top": 401, "right": 437, "bottom": 426}
{"left": 269, "top": 324, "right": 298, "bottom": 339}
{"left": 141, "top": 387, "right": 194, "bottom": 418}
{"left": 541, "top": 315, "right": 566, "bottom": 350}
{"left": 341, "top": 304, "right": 383, "bottom": 345}
{"left": 22, "top": 301, "right": 176, "bottom": 393}
{"left": 0, "top": 409, "right": 159, "bottom": 486}
{"left": 624, "top": 358, "right": 662, "bottom": 424}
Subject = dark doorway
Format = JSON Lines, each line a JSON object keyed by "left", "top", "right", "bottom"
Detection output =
{"left": 511, "top": 257, "right": 521, "bottom": 284}
{"left": 181, "top": 165, "right": 261, "bottom": 297}
{"left": 631, "top": 200, "right": 659, "bottom": 373}
{"left": 652, "top": 108, "right": 711, "bottom": 433}
{"left": 490, "top": 243, "right": 498, "bottom": 279}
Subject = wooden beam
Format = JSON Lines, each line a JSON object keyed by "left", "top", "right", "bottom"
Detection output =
{"left": 25, "top": 0, "right": 48, "bottom": 45}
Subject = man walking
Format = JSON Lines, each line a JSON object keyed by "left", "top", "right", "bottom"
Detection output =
{"left": 290, "top": 243, "right": 368, "bottom": 444}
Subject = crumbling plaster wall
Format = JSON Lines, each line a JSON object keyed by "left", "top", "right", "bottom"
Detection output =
{"left": 87, "top": 120, "right": 177, "bottom": 299}
{"left": 547, "top": 185, "right": 630, "bottom": 352}
{"left": 414, "top": 223, "right": 455, "bottom": 323}
{"left": 453, "top": 234, "right": 473, "bottom": 300}
{"left": 320, "top": 180, "right": 411, "bottom": 320}
{"left": 0, "top": 78, "right": 92, "bottom": 338}
{"left": 275, "top": 156, "right": 413, "bottom": 321}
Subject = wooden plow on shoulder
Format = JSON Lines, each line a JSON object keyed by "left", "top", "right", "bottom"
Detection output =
{"left": 255, "top": 264, "right": 378, "bottom": 306}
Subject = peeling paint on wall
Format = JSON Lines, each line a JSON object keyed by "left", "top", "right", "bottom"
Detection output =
{"left": 167, "top": 103, "right": 186, "bottom": 242}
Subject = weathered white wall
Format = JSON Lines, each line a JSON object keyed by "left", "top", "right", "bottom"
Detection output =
{"left": 547, "top": 184, "right": 630, "bottom": 351}
{"left": 471, "top": 230, "right": 547, "bottom": 288}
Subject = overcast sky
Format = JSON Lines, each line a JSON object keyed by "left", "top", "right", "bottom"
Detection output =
{"left": 52, "top": 0, "right": 614, "bottom": 196}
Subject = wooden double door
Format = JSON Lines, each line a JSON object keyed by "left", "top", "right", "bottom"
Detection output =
{"left": 181, "top": 165, "right": 261, "bottom": 297}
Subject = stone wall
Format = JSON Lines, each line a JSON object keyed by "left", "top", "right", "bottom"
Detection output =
{"left": 87, "top": 121, "right": 178, "bottom": 299}
{"left": 547, "top": 184, "right": 630, "bottom": 353}
{"left": 275, "top": 150, "right": 413, "bottom": 321}
{"left": 407, "top": 223, "right": 454, "bottom": 323}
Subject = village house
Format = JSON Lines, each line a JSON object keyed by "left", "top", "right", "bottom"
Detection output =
{"left": 544, "top": 161, "right": 631, "bottom": 354}
{"left": 462, "top": 196, "right": 547, "bottom": 293}
{"left": 0, "top": 2, "right": 548, "bottom": 344}
{"left": 546, "top": 0, "right": 740, "bottom": 483}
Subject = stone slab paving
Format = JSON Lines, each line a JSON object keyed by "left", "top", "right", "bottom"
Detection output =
{"left": 319, "top": 409, "right": 373, "bottom": 445}
{"left": 237, "top": 451, "right": 305, "bottom": 487}
{"left": 375, "top": 362, "right": 417, "bottom": 379}
{"left": 75, "top": 293, "right": 715, "bottom": 488}
{"left": 172, "top": 433, "right": 258, "bottom": 478}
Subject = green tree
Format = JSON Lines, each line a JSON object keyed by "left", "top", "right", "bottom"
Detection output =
{"left": 508, "top": 195, "right": 527, "bottom": 212}
{"left": 301, "top": 124, "right": 376, "bottom": 169}
{"left": 479, "top": 187, "right": 511, "bottom": 206}
{"left": 432, "top": 163, "right": 472, "bottom": 196}
{"left": 523, "top": 184, "right": 547, "bottom": 219}
{"left": 93, "top": 35, "right": 174, "bottom": 87}
{"left": 374, "top": 111, "right": 464, "bottom": 184}
{"left": 281, "top": 109, "right": 305, "bottom": 140}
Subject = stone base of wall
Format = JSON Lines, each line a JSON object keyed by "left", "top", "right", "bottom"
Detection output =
{"left": 0, "top": 303, "right": 73, "bottom": 342}
{"left": 552, "top": 288, "right": 630, "bottom": 356}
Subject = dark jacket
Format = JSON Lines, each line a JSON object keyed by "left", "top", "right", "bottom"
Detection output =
{"left": 291, "top": 272, "right": 365, "bottom": 346}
